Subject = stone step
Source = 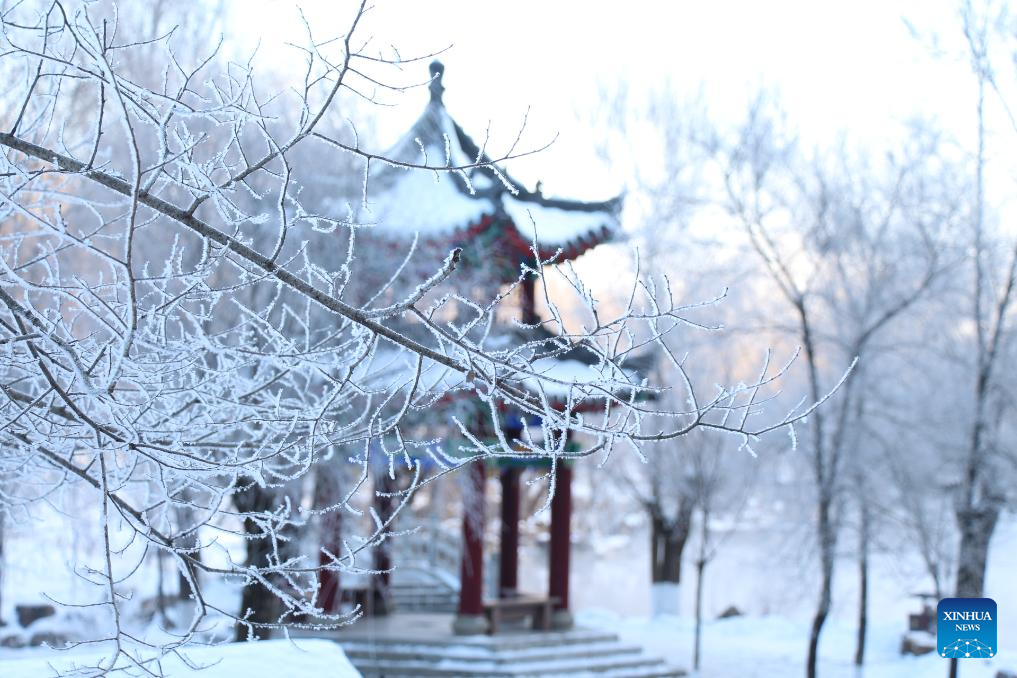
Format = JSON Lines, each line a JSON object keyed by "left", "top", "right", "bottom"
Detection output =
{"left": 389, "top": 590, "right": 458, "bottom": 600}
{"left": 391, "top": 598, "right": 458, "bottom": 607}
{"left": 391, "top": 605, "right": 459, "bottom": 614}
{"left": 335, "top": 628, "right": 620, "bottom": 652}
{"left": 341, "top": 639, "right": 644, "bottom": 664}
{"left": 350, "top": 657, "right": 685, "bottom": 678}
{"left": 391, "top": 600, "right": 457, "bottom": 609}
{"left": 595, "top": 665, "right": 686, "bottom": 678}
{"left": 389, "top": 593, "right": 458, "bottom": 610}
{"left": 353, "top": 668, "right": 684, "bottom": 678}
{"left": 349, "top": 651, "right": 670, "bottom": 677}
{"left": 389, "top": 587, "right": 457, "bottom": 598}
{"left": 393, "top": 604, "right": 459, "bottom": 613}
{"left": 386, "top": 581, "right": 455, "bottom": 589}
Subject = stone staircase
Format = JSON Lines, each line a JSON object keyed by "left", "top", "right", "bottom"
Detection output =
{"left": 386, "top": 524, "right": 462, "bottom": 614}
{"left": 388, "top": 579, "right": 459, "bottom": 613}
{"left": 336, "top": 627, "right": 685, "bottom": 677}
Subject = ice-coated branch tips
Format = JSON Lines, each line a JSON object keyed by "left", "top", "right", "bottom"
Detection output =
{"left": 6, "top": 2, "right": 958, "bottom": 677}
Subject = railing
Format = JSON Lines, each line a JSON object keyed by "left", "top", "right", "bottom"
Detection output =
{"left": 389, "top": 519, "right": 461, "bottom": 591}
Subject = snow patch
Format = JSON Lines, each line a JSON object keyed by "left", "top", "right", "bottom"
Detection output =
{"left": 0, "top": 638, "right": 360, "bottom": 678}
{"left": 651, "top": 582, "right": 681, "bottom": 617}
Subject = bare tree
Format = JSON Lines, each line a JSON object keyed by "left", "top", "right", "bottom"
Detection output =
{"left": 899, "top": 8, "right": 1017, "bottom": 678}
{"left": 686, "top": 429, "right": 751, "bottom": 674}
{"left": 589, "top": 85, "right": 728, "bottom": 618}
{"left": 0, "top": 1, "right": 831, "bottom": 671}
{"left": 946, "top": 2, "right": 1017, "bottom": 675}
{"left": 718, "top": 101, "right": 959, "bottom": 677}
{"left": 621, "top": 436, "right": 696, "bottom": 616}
{"left": 953, "top": 0, "right": 1015, "bottom": 600}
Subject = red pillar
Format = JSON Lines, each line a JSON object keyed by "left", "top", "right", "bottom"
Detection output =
{"left": 499, "top": 467, "right": 521, "bottom": 597}
{"left": 548, "top": 463, "right": 574, "bottom": 629}
{"left": 454, "top": 459, "right": 489, "bottom": 634}
{"left": 317, "top": 511, "right": 342, "bottom": 613}
{"left": 521, "top": 276, "right": 538, "bottom": 325}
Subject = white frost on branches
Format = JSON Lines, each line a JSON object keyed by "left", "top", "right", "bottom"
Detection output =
{"left": 0, "top": 1, "right": 833, "bottom": 673}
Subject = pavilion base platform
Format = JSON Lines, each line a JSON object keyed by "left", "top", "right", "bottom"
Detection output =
{"left": 452, "top": 613, "right": 489, "bottom": 636}
{"left": 551, "top": 608, "right": 575, "bottom": 631}
{"left": 297, "top": 612, "right": 686, "bottom": 677}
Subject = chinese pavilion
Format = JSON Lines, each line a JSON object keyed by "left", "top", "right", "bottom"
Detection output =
{"left": 354, "top": 61, "right": 623, "bottom": 635}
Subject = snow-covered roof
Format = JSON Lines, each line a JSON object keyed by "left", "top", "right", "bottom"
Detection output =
{"left": 503, "top": 193, "right": 619, "bottom": 248}
{"left": 364, "top": 161, "right": 493, "bottom": 237}
{"left": 356, "top": 327, "right": 649, "bottom": 419}
{"left": 360, "top": 61, "right": 621, "bottom": 265}
{"left": 522, "top": 356, "right": 642, "bottom": 400}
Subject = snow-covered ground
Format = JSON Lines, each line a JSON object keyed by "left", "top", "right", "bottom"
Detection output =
{"left": 580, "top": 610, "right": 1014, "bottom": 678}
{"left": 0, "top": 639, "right": 358, "bottom": 678}
{"left": 2, "top": 482, "right": 1015, "bottom": 676}
{"left": 519, "top": 510, "right": 1017, "bottom": 676}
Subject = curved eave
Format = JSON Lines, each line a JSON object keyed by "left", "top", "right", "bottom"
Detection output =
{"left": 500, "top": 221, "right": 615, "bottom": 263}
{"left": 362, "top": 83, "right": 623, "bottom": 263}
{"left": 362, "top": 212, "right": 617, "bottom": 272}
{"left": 499, "top": 191, "right": 623, "bottom": 263}
{"left": 364, "top": 213, "right": 501, "bottom": 253}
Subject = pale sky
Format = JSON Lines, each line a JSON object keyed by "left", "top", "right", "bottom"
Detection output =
{"left": 227, "top": 0, "right": 1008, "bottom": 305}
{"left": 236, "top": 0, "right": 981, "bottom": 199}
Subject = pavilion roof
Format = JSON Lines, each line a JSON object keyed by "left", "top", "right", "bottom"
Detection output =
{"left": 360, "top": 61, "right": 622, "bottom": 265}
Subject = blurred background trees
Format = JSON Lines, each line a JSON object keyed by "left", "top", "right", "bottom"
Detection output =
{"left": 2, "top": 1, "right": 1017, "bottom": 676}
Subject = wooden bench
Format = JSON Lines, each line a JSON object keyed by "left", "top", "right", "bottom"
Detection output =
{"left": 483, "top": 595, "right": 558, "bottom": 634}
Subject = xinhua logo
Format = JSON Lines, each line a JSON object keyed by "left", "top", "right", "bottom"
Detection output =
{"left": 937, "top": 598, "right": 997, "bottom": 659}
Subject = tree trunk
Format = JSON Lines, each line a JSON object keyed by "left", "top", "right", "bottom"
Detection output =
{"left": 233, "top": 482, "right": 285, "bottom": 640}
{"left": 314, "top": 466, "right": 344, "bottom": 614}
{"left": 175, "top": 533, "right": 202, "bottom": 600}
{"left": 236, "top": 533, "right": 279, "bottom": 638}
{"left": 693, "top": 556, "right": 705, "bottom": 671}
{"left": 373, "top": 471, "right": 399, "bottom": 615}
{"left": 172, "top": 500, "right": 203, "bottom": 600}
{"left": 692, "top": 502, "right": 712, "bottom": 673}
{"left": 650, "top": 511, "right": 691, "bottom": 584}
{"left": 807, "top": 497, "right": 835, "bottom": 678}
{"left": 948, "top": 502, "right": 1001, "bottom": 678}
{"left": 653, "top": 528, "right": 686, "bottom": 584}
{"left": 156, "top": 547, "right": 168, "bottom": 626}
{"left": 855, "top": 505, "right": 869, "bottom": 666}
{"left": 649, "top": 504, "right": 692, "bottom": 617}
{"left": 955, "top": 505, "right": 999, "bottom": 599}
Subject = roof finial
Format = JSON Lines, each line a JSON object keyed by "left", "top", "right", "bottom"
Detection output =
{"left": 429, "top": 60, "right": 445, "bottom": 104}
